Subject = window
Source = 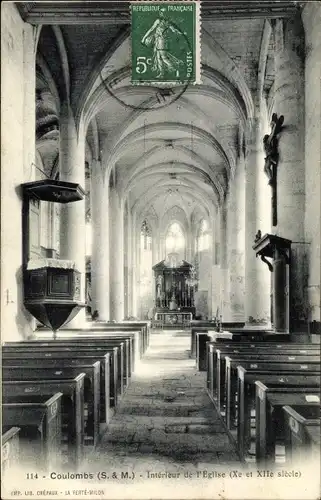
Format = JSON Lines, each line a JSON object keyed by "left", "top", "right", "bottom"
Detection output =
{"left": 140, "top": 219, "right": 152, "bottom": 251}
{"left": 165, "top": 222, "right": 185, "bottom": 256}
{"left": 198, "top": 219, "right": 210, "bottom": 251}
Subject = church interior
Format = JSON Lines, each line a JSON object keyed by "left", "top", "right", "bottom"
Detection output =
{"left": 1, "top": 1, "right": 321, "bottom": 498}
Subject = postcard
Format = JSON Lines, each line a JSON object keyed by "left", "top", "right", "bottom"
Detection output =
{"left": 1, "top": 1, "right": 320, "bottom": 499}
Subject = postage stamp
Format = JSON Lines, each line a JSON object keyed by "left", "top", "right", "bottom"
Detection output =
{"left": 131, "top": 1, "right": 201, "bottom": 86}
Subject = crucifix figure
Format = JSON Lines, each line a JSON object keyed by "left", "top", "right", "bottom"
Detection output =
{"left": 263, "top": 112, "right": 284, "bottom": 226}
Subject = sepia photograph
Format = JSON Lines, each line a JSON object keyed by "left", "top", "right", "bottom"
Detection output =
{"left": 1, "top": 1, "right": 320, "bottom": 499}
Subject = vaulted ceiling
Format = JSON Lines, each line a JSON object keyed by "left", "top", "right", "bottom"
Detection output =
{"left": 28, "top": 1, "right": 298, "bottom": 227}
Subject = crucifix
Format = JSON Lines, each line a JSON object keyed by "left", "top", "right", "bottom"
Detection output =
{"left": 263, "top": 112, "right": 284, "bottom": 226}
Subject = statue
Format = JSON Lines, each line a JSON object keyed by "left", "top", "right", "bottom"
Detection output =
{"left": 263, "top": 113, "right": 284, "bottom": 186}
{"left": 156, "top": 275, "right": 163, "bottom": 307}
{"left": 254, "top": 229, "right": 262, "bottom": 243}
{"left": 263, "top": 112, "right": 284, "bottom": 226}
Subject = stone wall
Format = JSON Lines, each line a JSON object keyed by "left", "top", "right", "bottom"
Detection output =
{"left": 1, "top": 3, "right": 36, "bottom": 340}
{"left": 302, "top": 3, "right": 321, "bottom": 327}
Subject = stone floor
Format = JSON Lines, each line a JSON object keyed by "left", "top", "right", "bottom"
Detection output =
{"left": 2, "top": 331, "right": 317, "bottom": 500}
{"left": 87, "top": 330, "right": 241, "bottom": 480}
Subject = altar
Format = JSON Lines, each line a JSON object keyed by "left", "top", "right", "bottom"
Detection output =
{"left": 152, "top": 253, "right": 196, "bottom": 327}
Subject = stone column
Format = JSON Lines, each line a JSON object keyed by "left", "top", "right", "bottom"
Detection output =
{"left": 126, "top": 204, "right": 133, "bottom": 318}
{"left": 159, "top": 233, "right": 165, "bottom": 261}
{"left": 59, "top": 103, "right": 86, "bottom": 325}
{"left": 244, "top": 116, "right": 271, "bottom": 327}
{"left": 152, "top": 227, "right": 158, "bottom": 266}
{"left": 123, "top": 204, "right": 129, "bottom": 319}
{"left": 225, "top": 194, "right": 233, "bottom": 322}
{"left": 186, "top": 223, "right": 193, "bottom": 262}
{"left": 302, "top": 3, "right": 321, "bottom": 329}
{"left": 91, "top": 159, "right": 109, "bottom": 320}
{"left": 131, "top": 213, "right": 138, "bottom": 318}
{"left": 211, "top": 206, "right": 221, "bottom": 318}
{"left": 109, "top": 181, "right": 124, "bottom": 321}
{"left": 228, "top": 154, "right": 246, "bottom": 322}
{"left": 219, "top": 203, "right": 229, "bottom": 320}
{"left": 137, "top": 221, "right": 142, "bottom": 318}
{"left": 273, "top": 15, "right": 307, "bottom": 331}
{"left": 153, "top": 220, "right": 160, "bottom": 264}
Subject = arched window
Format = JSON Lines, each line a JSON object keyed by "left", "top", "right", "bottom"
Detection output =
{"left": 198, "top": 219, "right": 210, "bottom": 251}
{"left": 165, "top": 222, "right": 185, "bottom": 256}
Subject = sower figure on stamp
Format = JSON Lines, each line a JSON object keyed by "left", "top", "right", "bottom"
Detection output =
{"left": 263, "top": 112, "right": 284, "bottom": 186}
{"left": 141, "top": 8, "right": 184, "bottom": 78}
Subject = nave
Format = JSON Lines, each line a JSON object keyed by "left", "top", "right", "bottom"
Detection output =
{"left": 2, "top": 2, "right": 321, "bottom": 498}
{"left": 89, "top": 329, "right": 239, "bottom": 472}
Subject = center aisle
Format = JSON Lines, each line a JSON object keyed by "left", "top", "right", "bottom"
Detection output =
{"left": 89, "top": 330, "right": 240, "bottom": 477}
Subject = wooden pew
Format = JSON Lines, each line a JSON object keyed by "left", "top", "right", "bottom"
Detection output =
{"left": 3, "top": 344, "right": 119, "bottom": 406}
{"left": 207, "top": 342, "right": 320, "bottom": 392}
{"left": 59, "top": 325, "right": 145, "bottom": 358}
{"left": 2, "top": 427, "right": 20, "bottom": 479}
{"left": 2, "top": 376, "right": 85, "bottom": 469}
{"left": 190, "top": 321, "right": 247, "bottom": 357}
{"left": 2, "top": 362, "right": 100, "bottom": 447}
{"left": 92, "top": 321, "right": 150, "bottom": 352}
{"left": 255, "top": 382, "right": 320, "bottom": 466}
{"left": 208, "top": 343, "right": 320, "bottom": 403}
{"left": 205, "top": 340, "right": 320, "bottom": 466}
{"left": 94, "top": 321, "right": 150, "bottom": 352}
{"left": 224, "top": 353, "right": 320, "bottom": 426}
{"left": 193, "top": 328, "right": 290, "bottom": 360}
{"left": 208, "top": 341, "right": 320, "bottom": 380}
{"left": 198, "top": 331, "right": 297, "bottom": 370}
{"left": 6, "top": 339, "right": 127, "bottom": 396}
{"left": 236, "top": 370, "right": 320, "bottom": 460}
{"left": 216, "top": 348, "right": 320, "bottom": 409}
{"left": 3, "top": 342, "right": 121, "bottom": 391}
{"left": 2, "top": 392, "right": 62, "bottom": 472}
{"left": 282, "top": 405, "right": 321, "bottom": 463}
{"left": 37, "top": 330, "right": 140, "bottom": 372}
{"left": 52, "top": 336, "right": 132, "bottom": 384}
{"left": 191, "top": 327, "right": 213, "bottom": 358}
{"left": 216, "top": 349, "right": 320, "bottom": 411}
{"left": 207, "top": 340, "right": 320, "bottom": 392}
{"left": 22, "top": 336, "right": 133, "bottom": 386}
{"left": 2, "top": 352, "right": 111, "bottom": 424}
{"left": 61, "top": 332, "right": 136, "bottom": 375}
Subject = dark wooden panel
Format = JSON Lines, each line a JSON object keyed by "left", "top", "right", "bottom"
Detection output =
{"left": 2, "top": 393, "right": 62, "bottom": 472}
{"left": 2, "top": 363, "right": 100, "bottom": 447}
{"left": 2, "top": 375, "right": 85, "bottom": 468}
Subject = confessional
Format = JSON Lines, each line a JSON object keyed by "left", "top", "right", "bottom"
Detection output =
{"left": 152, "top": 253, "right": 196, "bottom": 327}
{"left": 21, "top": 179, "right": 86, "bottom": 335}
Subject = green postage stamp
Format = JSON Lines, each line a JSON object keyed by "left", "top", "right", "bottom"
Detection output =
{"left": 131, "top": 1, "right": 201, "bottom": 85}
